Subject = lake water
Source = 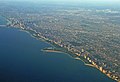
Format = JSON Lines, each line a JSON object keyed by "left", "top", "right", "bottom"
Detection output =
{"left": 0, "top": 16, "right": 115, "bottom": 82}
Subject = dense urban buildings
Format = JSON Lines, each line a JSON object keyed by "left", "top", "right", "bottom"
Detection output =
{"left": 0, "top": 1, "right": 120, "bottom": 82}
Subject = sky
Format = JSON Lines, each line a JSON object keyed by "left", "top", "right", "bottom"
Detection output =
{"left": 42, "top": 0, "right": 120, "bottom": 2}
{"left": 1, "top": 0, "right": 120, "bottom": 2}
{"left": 0, "top": 0, "right": 120, "bottom": 5}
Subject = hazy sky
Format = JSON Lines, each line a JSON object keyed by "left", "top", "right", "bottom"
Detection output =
{"left": 42, "top": 0, "right": 120, "bottom": 2}
{"left": 1, "top": 0, "right": 120, "bottom": 2}
{"left": 1, "top": 0, "right": 120, "bottom": 5}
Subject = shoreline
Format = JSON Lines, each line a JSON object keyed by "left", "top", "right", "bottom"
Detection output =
{"left": 41, "top": 48, "right": 77, "bottom": 59}
{"left": 42, "top": 48, "right": 97, "bottom": 69}
{"left": 41, "top": 48, "right": 96, "bottom": 68}
{"left": 13, "top": 27, "right": 120, "bottom": 82}
{"left": 41, "top": 48, "right": 118, "bottom": 82}
{"left": 74, "top": 57, "right": 95, "bottom": 67}
{"left": 3, "top": 17, "right": 119, "bottom": 82}
{"left": 31, "top": 29, "right": 119, "bottom": 82}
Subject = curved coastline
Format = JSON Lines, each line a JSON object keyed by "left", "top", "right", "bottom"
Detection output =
{"left": 8, "top": 28, "right": 119, "bottom": 82}
{"left": 41, "top": 47, "right": 119, "bottom": 82}
{"left": 4, "top": 17, "right": 120, "bottom": 82}
{"left": 43, "top": 48, "right": 119, "bottom": 82}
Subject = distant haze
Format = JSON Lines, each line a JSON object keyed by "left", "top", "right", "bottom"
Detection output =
{"left": 0, "top": 0, "right": 120, "bottom": 6}
{"left": 0, "top": 0, "right": 120, "bottom": 3}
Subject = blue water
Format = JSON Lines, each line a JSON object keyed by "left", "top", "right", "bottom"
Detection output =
{"left": 0, "top": 16, "right": 116, "bottom": 82}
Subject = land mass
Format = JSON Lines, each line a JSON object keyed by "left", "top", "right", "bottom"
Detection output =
{"left": 0, "top": 2, "right": 120, "bottom": 82}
